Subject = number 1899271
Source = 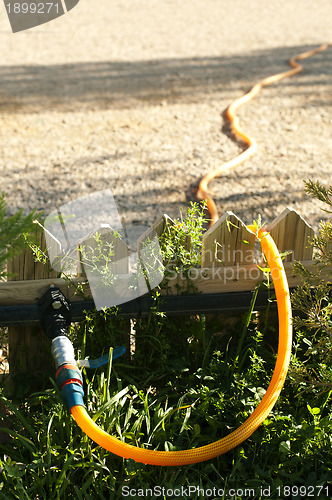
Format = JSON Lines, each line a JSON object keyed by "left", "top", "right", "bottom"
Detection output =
{"left": 6, "top": 3, "right": 60, "bottom": 14}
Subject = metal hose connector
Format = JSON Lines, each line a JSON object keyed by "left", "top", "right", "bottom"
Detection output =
{"left": 51, "top": 335, "right": 77, "bottom": 369}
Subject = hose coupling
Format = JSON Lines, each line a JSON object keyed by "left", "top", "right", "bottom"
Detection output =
{"left": 51, "top": 335, "right": 76, "bottom": 369}
{"left": 55, "top": 363, "right": 84, "bottom": 410}
{"left": 39, "top": 286, "right": 71, "bottom": 341}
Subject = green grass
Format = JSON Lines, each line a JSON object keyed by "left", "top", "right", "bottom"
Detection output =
{"left": 0, "top": 198, "right": 331, "bottom": 499}
{"left": 0, "top": 301, "right": 331, "bottom": 499}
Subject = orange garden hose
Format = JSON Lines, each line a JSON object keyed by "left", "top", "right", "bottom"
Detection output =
{"left": 70, "top": 226, "right": 292, "bottom": 465}
{"left": 56, "top": 44, "right": 329, "bottom": 465}
{"left": 197, "top": 43, "right": 331, "bottom": 226}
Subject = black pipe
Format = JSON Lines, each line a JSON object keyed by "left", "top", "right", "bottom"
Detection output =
{"left": 0, "top": 290, "right": 281, "bottom": 327}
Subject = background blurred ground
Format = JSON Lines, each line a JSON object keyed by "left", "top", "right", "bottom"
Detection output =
{"left": 0, "top": 0, "right": 331, "bottom": 232}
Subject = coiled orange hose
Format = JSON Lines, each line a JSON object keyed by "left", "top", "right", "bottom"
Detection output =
{"left": 197, "top": 43, "right": 331, "bottom": 225}
{"left": 69, "top": 44, "right": 331, "bottom": 465}
{"left": 71, "top": 226, "right": 292, "bottom": 465}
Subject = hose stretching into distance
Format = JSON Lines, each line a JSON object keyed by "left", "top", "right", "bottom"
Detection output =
{"left": 70, "top": 226, "right": 292, "bottom": 465}
{"left": 59, "top": 44, "right": 327, "bottom": 465}
{"left": 197, "top": 42, "right": 331, "bottom": 226}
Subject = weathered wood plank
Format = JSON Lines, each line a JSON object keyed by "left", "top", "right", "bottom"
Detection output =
{"left": 202, "top": 211, "right": 256, "bottom": 267}
{"left": 0, "top": 260, "right": 322, "bottom": 305}
{"left": 0, "top": 277, "right": 89, "bottom": 306}
{"left": 7, "top": 229, "right": 58, "bottom": 376}
{"left": 267, "top": 207, "right": 315, "bottom": 261}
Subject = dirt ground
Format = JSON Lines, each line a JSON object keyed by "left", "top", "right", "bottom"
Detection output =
{"left": 0, "top": 0, "right": 331, "bottom": 233}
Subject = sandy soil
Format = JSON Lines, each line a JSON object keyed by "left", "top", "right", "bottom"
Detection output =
{"left": 0, "top": 0, "right": 331, "bottom": 232}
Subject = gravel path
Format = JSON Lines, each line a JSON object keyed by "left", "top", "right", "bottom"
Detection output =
{"left": 0, "top": 0, "right": 331, "bottom": 232}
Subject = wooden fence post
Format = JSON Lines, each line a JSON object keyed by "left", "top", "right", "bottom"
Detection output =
{"left": 200, "top": 211, "right": 256, "bottom": 345}
{"left": 202, "top": 211, "right": 256, "bottom": 267}
{"left": 261, "top": 208, "right": 315, "bottom": 333}
{"left": 1, "top": 207, "right": 322, "bottom": 379}
{"left": 267, "top": 207, "right": 315, "bottom": 261}
{"left": 7, "top": 227, "right": 58, "bottom": 380}
{"left": 77, "top": 225, "right": 133, "bottom": 355}
{"left": 137, "top": 214, "right": 175, "bottom": 288}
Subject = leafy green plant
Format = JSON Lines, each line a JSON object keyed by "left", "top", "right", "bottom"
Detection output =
{"left": 291, "top": 180, "right": 332, "bottom": 395}
{"left": 1, "top": 198, "right": 332, "bottom": 499}
{"left": 158, "top": 201, "right": 207, "bottom": 292}
{"left": 0, "top": 193, "right": 38, "bottom": 280}
{"left": 1, "top": 298, "right": 331, "bottom": 499}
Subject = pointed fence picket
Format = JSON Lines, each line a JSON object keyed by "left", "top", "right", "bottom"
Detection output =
{"left": 1, "top": 207, "right": 319, "bottom": 304}
{"left": 267, "top": 207, "right": 315, "bottom": 261}
{"left": 202, "top": 211, "right": 256, "bottom": 268}
{"left": 6, "top": 227, "right": 58, "bottom": 376}
{"left": 1, "top": 206, "right": 324, "bottom": 374}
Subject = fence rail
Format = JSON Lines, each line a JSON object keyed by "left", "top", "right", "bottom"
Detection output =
{"left": 0, "top": 206, "right": 323, "bottom": 375}
{"left": 0, "top": 206, "right": 319, "bottom": 305}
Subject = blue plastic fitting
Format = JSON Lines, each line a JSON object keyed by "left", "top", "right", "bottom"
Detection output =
{"left": 55, "top": 364, "right": 84, "bottom": 410}
{"left": 60, "top": 382, "right": 85, "bottom": 410}
{"left": 56, "top": 366, "right": 83, "bottom": 389}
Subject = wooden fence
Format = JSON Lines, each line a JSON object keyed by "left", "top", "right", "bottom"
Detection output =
{"left": 0, "top": 206, "right": 323, "bottom": 376}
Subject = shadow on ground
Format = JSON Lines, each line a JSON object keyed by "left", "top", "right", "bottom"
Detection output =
{"left": 0, "top": 44, "right": 331, "bottom": 113}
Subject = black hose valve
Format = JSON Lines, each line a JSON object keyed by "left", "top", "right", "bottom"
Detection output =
{"left": 39, "top": 285, "right": 72, "bottom": 340}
